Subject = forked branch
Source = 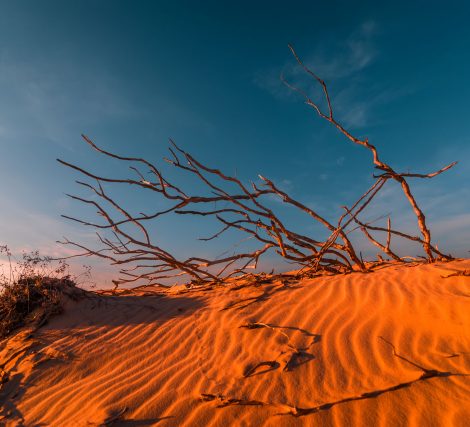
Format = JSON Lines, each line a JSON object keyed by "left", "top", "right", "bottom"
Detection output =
{"left": 283, "top": 44, "right": 456, "bottom": 262}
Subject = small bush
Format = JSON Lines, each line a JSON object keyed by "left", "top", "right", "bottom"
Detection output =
{"left": 0, "top": 246, "right": 81, "bottom": 339}
{"left": 0, "top": 276, "right": 64, "bottom": 339}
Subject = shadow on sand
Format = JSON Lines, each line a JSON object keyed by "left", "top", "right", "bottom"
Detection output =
{"left": 41, "top": 290, "right": 207, "bottom": 330}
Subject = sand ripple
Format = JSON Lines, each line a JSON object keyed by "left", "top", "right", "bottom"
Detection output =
{"left": 1, "top": 260, "right": 469, "bottom": 426}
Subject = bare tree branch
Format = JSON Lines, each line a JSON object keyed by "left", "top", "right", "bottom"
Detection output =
{"left": 57, "top": 46, "right": 455, "bottom": 286}
{"left": 283, "top": 44, "right": 456, "bottom": 262}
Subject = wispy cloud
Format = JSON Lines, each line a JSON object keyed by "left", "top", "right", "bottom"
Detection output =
{"left": 254, "top": 21, "right": 414, "bottom": 129}
{"left": 254, "top": 20, "right": 378, "bottom": 96}
{"left": 0, "top": 53, "right": 137, "bottom": 148}
{"left": 302, "top": 20, "right": 378, "bottom": 80}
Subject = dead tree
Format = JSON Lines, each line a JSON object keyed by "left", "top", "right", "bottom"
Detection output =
{"left": 57, "top": 46, "right": 455, "bottom": 286}
{"left": 58, "top": 137, "right": 373, "bottom": 286}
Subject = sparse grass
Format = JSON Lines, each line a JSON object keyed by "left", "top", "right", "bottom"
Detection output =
{"left": 0, "top": 245, "right": 81, "bottom": 339}
{"left": 0, "top": 276, "right": 69, "bottom": 339}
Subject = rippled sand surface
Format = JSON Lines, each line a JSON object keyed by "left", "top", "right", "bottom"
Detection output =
{"left": 1, "top": 260, "right": 469, "bottom": 426}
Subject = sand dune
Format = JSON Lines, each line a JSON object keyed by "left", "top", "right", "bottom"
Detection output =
{"left": 1, "top": 260, "right": 469, "bottom": 426}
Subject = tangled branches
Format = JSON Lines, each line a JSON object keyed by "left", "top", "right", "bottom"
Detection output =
{"left": 58, "top": 46, "right": 455, "bottom": 287}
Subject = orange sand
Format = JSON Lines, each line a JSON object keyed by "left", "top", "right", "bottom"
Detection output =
{"left": 1, "top": 260, "right": 469, "bottom": 426}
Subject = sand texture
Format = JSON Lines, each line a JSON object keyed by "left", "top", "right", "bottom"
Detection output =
{"left": 1, "top": 260, "right": 469, "bottom": 426}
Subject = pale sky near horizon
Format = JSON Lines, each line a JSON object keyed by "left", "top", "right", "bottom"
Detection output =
{"left": 0, "top": 1, "right": 469, "bottom": 286}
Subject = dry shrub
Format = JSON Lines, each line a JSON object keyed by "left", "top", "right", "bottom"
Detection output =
{"left": 0, "top": 245, "right": 79, "bottom": 339}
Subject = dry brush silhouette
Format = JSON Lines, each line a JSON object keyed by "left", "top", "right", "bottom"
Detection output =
{"left": 58, "top": 46, "right": 456, "bottom": 287}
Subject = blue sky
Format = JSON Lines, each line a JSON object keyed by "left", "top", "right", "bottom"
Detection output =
{"left": 1, "top": 1, "right": 469, "bottom": 284}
